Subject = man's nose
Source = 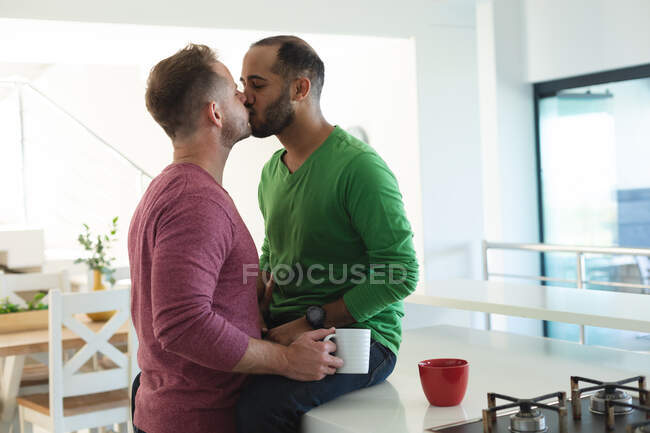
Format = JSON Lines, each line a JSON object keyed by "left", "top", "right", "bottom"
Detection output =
{"left": 243, "top": 90, "right": 254, "bottom": 107}
{"left": 236, "top": 91, "right": 246, "bottom": 104}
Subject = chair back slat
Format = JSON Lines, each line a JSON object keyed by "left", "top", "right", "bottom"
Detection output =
{"left": 48, "top": 289, "right": 131, "bottom": 417}
{"left": 61, "top": 311, "right": 129, "bottom": 380}
{"left": 64, "top": 369, "right": 128, "bottom": 397}
{"left": 48, "top": 289, "right": 65, "bottom": 432}
{"left": 61, "top": 289, "right": 129, "bottom": 315}
{"left": 113, "top": 266, "right": 131, "bottom": 283}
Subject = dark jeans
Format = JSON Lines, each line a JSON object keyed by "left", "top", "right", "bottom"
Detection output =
{"left": 131, "top": 372, "right": 147, "bottom": 433}
{"left": 236, "top": 340, "right": 397, "bottom": 433}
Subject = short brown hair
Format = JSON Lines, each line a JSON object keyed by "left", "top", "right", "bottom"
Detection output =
{"left": 145, "top": 44, "right": 224, "bottom": 139}
{"left": 251, "top": 36, "right": 324, "bottom": 101}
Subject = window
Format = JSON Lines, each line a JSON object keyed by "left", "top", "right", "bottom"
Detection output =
{"left": 0, "top": 83, "right": 25, "bottom": 224}
{"left": 535, "top": 64, "right": 650, "bottom": 350}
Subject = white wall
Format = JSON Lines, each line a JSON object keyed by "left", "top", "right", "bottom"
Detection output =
{"left": 416, "top": 24, "right": 484, "bottom": 280}
{"left": 32, "top": 63, "right": 169, "bottom": 177}
{"left": 477, "top": 0, "right": 539, "bottom": 249}
{"left": 413, "top": 26, "right": 484, "bottom": 328}
{"left": 524, "top": 0, "right": 650, "bottom": 82}
{"left": 0, "top": 86, "right": 23, "bottom": 224}
{"left": 476, "top": 0, "right": 542, "bottom": 336}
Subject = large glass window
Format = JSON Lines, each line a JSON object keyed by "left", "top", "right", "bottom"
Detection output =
{"left": 536, "top": 66, "right": 650, "bottom": 350}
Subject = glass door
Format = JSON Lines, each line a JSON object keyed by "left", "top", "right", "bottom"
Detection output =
{"left": 536, "top": 73, "right": 650, "bottom": 350}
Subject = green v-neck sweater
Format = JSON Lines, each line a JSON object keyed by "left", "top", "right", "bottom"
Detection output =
{"left": 258, "top": 126, "right": 419, "bottom": 355}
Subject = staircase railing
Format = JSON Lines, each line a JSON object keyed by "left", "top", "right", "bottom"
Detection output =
{"left": 0, "top": 80, "right": 153, "bottom": 222}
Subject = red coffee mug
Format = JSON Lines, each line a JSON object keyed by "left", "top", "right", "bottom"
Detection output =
{"left": 418, "top": 358, "right": 469, "bottom": 406}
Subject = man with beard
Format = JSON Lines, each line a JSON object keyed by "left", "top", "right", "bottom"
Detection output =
{"left": 128, "top": 44, "right": 343, "bottom": 433}
{"left": 236, "top": 36, "right": 419, "bottom": 433}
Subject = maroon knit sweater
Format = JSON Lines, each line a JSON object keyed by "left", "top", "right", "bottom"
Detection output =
{"left": 128, "top": 163, "right": 260, "bottom": 433}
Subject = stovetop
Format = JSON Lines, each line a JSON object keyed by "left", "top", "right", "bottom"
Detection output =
{"left": 429, "top": 375, "right": 650, "bottom": 433}
{"left": 429, "top": 396, "right": 647, "bottom": 433}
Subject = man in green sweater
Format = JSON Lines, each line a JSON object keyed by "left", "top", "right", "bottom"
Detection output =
{"left": 236, "top": 35, "right": 419, "bottom": 433}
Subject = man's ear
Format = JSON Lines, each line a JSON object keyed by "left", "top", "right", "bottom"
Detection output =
{"left": 293, "top": 77, "right": 311, "bottom": 102}
{"left": 208, "top": 102, "right": 223, "bottom": 128}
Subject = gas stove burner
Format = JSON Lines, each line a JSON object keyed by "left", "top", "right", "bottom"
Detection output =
{"left": 590, "top": 389, "right": 634, "bottom": 414}
{"left": 604, "top": 400, "right": 650, "bottom": 433}
{"left": 570, "top": 375, "right": 648, "bottom": 420}
{"left": 431, "top": 386, "right": 650, "bottom": 433}
{"left": 481, "top": 391, "right": 567, "bottom": 433}
{"left": 509, "top": 408, "right": 548, "bottom": 432}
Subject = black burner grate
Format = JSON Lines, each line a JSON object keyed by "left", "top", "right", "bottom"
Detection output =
{"left": 570, "top": 376, "right": 648, "bottom": 421}
{"left": 481, "top": 391, "right": 567, "bottom": 433}
{"left": 604, "top": 401, "right": 650, "bottom": 432}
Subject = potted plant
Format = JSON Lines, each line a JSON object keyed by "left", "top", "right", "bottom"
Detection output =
{"left": 74, "top": 217, "right": 119, "bottom": 321}
{"left": 0, "top": 292, "right": 49, "bottom": 334}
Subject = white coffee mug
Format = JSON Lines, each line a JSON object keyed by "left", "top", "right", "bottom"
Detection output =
{"left": 324, "top": 328, "right": 371, "bottom": 374}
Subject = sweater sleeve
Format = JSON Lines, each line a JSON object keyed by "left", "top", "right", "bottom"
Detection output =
{"left": 151, "top": 196, "right": 250, "bottom": 371}
{"left": 341, "top": 152, "right": 419, "bottom": 322}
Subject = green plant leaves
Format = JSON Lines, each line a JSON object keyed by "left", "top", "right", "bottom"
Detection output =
{"left": 0, "top": 297, "right": 21, "bottom": 314}
{"left": 75, "top": 217, "right": 120, "bottom": 286}
{"left": 25, "top": 292, "right": 48, "bottom": 311}
{"left": 0, "top": 292, "right": 49, "bottom": 314}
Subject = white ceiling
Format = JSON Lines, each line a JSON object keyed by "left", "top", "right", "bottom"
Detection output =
{"left": 0, "top": 0, "right": 477, "bottom": 38}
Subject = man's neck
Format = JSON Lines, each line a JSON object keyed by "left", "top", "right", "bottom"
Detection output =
{"left": 277, "top": 115, "right": 334, "bottom": 169}
{"left": 172, "top": 134, "right": 231, "bottom": 185}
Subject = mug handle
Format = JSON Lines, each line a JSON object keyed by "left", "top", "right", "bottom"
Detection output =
{"left": 323, "top": 334, "right": 337, "bottom": 354}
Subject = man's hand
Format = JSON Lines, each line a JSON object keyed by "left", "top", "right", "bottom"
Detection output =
{"left": 266, "top": 316, "right": 312, "bottom": 346}
{"left": 257, "top": 273, "right": 274, "bottom": 334}
{"left": 283, "top": 327, "right": 344, "bottom": 381}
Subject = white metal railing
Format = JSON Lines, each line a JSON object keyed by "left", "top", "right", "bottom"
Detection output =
{"left": 482, "top": 240, "right": 650, "bottom": 344}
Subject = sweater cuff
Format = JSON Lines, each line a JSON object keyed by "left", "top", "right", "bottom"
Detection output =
{"left": 343, "top": 283, "right": 379, "bottom": 323}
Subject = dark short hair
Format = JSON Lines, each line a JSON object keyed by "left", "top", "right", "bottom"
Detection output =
{"left": 251, "top": 35, "right": 324, "bottom": 101}
{"left": 145, "top": 44, "right": 225, "bottom": 139}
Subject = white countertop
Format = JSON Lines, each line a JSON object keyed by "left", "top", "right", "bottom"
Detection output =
{"left": 405, "top": 279, "right": 650, "bottom": 332}
{"left": 303, "top": 325, "right": 650, "bottom": 433}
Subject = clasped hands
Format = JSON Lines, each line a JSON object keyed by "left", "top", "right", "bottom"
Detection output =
{"left": 257, "top": 273, "right": 343, "bottom": 380}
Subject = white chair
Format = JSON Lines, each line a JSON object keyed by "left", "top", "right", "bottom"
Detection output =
{"left": 0, "top": 270, "right": 70, "bottom": 309}
{"left": 0, "top": 271, "right": 71, "bottom": 397}
{"left": 16, "top": 288, "right": 132, "bottom": 433}
{"left": 112, "top": 267, "right": 131, "bottom": 285}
